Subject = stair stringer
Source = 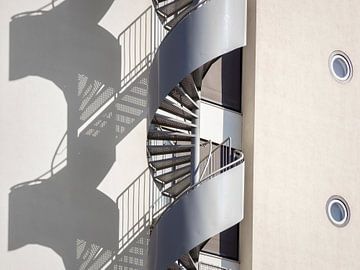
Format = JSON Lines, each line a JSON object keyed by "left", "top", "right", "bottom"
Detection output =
{"left": 148, "top": 162, "right": 245, "bottom": 270}
{"left": 147, "top": 0, "right": 247, "bottom": 121}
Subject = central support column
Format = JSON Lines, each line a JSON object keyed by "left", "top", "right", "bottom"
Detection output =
{"left": 191, "top": 99, "right": 201, "bottom": 185}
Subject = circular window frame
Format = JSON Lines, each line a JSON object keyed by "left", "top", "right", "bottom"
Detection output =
{"left": 329, "top": 51, "right": 353, "bottom": 83}
{"left": 326, "top": 195, "right": 350, "bottom": 227}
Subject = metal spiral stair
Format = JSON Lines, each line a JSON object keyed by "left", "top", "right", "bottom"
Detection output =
{"left": 147, "top": 0, "right": 246, "bottom": 269}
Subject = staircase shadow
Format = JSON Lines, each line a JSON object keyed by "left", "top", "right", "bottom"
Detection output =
{"left": 8, "top": 1, "right": 153, "bottom": 269}
{"left": 108, "top": 227, "right": 150, "bottom": 270}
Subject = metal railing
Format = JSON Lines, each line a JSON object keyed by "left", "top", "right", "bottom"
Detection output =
{"left": 199, "top": 262, "right": 228, "bottom": 270}
{"left": 118, "top": 6, "right": 167, "bottom": 90}
{"left": 150, "top": 137, "right": 244, "bottom": 227}
{"left": 105, "top": 168, "right": 170, "bottom": 266}
{"left": 199, "top": 137, "right": 232, "bottom": 181}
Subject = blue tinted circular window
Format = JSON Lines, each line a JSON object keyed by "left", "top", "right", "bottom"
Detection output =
{"left": 326, "top": 196, "right": 350, "bottom": 227}
{"left": 329, "top": 51, "right": 353, "bottom": 83}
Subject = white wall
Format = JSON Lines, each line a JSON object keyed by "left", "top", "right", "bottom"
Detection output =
{"left": 200, "top": 101, "right": 242, "bottom": 149}
{"left": 0, "top": 0, "right": 152, "bottom": 269}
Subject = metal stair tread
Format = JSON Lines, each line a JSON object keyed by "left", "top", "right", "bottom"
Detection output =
{"left": 179, "top": 253, "right": 197, "bottom": 270}
{"left": 165, "top": 3, "right": 193, "bottom": 30}
{"left": 160, "top": 99, "right": 198, "bottom": 120}
{"left": 155, "top": 165, "right": 191, "bottom": 184}
{"left": 152, "top": 113, "right": 196, "bottom": 131}
{"left": 157, "top": 0, "right": 193, "bottom": 17}
{"left": 148, "top": 144, "right": 194, "bottom": 155}
{"left": 162, "top": 176, "right": 191, "bottom": 198}
{"left": 180, "top": 75, "right": 200, "bottom": 100}
{"left": 157, "top": 0, "right": 173, "bottom": 3}
{"left": 150, "top": 155, "right": 191, "bottom": 170}
{"left": 169, "top": 86, "right": 199, "bottom": 111}
{"left": 167, "top": 263, "right": 182, "bottom": 270}
{"left": 148, "top": 130, "right": 195, "bottom": 141}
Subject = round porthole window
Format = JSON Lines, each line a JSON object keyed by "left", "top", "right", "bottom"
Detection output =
{"left": 329, "top": 51, "right": 353, "bottom": 83}
{"left": 326, "top": 196, "right": 350, "bottom": 227}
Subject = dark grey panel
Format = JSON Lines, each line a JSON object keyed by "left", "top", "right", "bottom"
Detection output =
{"left": 202, "top": 223, "right": 239, "bottom": 261}
{"left": 202, "top": 49, "right": 242, "bottom": 112}
{"left": 148, "top": 163, "right": 245, "bottom": 270}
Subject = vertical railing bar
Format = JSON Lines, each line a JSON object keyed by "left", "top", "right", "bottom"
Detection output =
{"left": 124, "top": 34, "right": 127, "bottom": 84}
{"left": 127, "top": 190, "right": 129, "bottom": 242}
{"left": 122, "top": 34, "right": 125, "bottom": 85}
{"left": 121, "top": 196, "right": 124, "bottom": 247}
{"left": 154, "top": 183, "right": 156, "bottom": 215}
{"left": 149, "top": 173, "right": 152, "bottom": 223}
{"left": 128, "top": 29, "right": 131, "bottom": 81}
{"left": 132, "top": 184, "right": 135, "bottom": 234}
{"left": 145, "top": 11, "right": 148, "bottom": 62}
{"left": 152, "top": 7, "right": 155, "bottom": 58}
{"left": 138, "top": 177, "right": 140, "bottom": 231}
{"left": 134, "top": 22, "right": 137, "bottom": 76}
{"left": 143, "top": 171, "right": 146, "bottom": 224}
{"left": 139, "top": 18, "right": 142, "bottom": 70}
{"left": 121, "top": 34, "right": 124, "bottom": 86}
{"left": 156, "top": 13, "right": 158, "bottom": 54}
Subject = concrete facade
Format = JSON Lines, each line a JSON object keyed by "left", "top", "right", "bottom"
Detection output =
{"left": 242, "top": 0, "right": 360, "bottom": 269}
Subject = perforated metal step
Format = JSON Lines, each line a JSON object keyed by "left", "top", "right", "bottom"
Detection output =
{"left": 165, "top": 4, "right": 194, "bottom": 29}
{"left": 180, "top": 75, "right": 200, "bottom": 100}
{"left": 150, "top": 155, "right": 191, "bottom": 170}
{"left": 152, "top": 113, "right": 196, "bottom": 131}
{"left": 167, "top": 263, "right": 182, "bottom": 270}
{"left": 179, "top": 253, "right": 197, "bottom": 270}
{"left": 158, "top": 0, "right": 192, "bottom": 17}
{"left": 156, "top": 165, "right": 191, "bottom": 184}
{"left": 169, "top": 86, "right": 199, "bottom": 111}
{"left": 160, "top": 99, "right": 198, "bottom": 121}
{"left": 148, "top": 144, "right": 193, "bottom": 155}
{"left": 148, "top": 130, "right": 195, "bottom": 141}
{"left": 162, "top": 176, "right": 191, "bottom": 198}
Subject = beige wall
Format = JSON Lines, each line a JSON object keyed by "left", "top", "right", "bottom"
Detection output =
{"left": 245, "top": 0, "right": 360, "bottom": 269}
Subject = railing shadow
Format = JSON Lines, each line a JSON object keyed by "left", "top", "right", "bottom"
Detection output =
{"left": 103, "top": 169, "right": 169, "bottom": 270}
{"left": 8, "top": 1, "right": 167, "bottom": 269}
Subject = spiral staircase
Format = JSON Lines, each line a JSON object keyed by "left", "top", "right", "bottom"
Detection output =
{"left": 146, "top": 0, "right": 246, "bottom": 269}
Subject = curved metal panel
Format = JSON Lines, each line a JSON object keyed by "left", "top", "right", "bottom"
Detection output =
{"left": 148, "top": 162, "right": 245, "bottom": 270}
{"left": 148, "top": 0, "right": 247, "bottom": 121}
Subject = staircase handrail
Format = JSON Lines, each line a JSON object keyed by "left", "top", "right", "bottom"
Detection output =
{"left": 199, "top": 139, "right": 212, "bottom": 180}
{"left": 201, "top": 152, "right": 244, "bottom": 182}
{"left": 199, "top": 137, "right": 232, "bottom": 181}
{"left": 150, "top": 138, "right": 244, "bottom": 227}
{"left": 150, "top": 152, "right": 244, "bottom": 228}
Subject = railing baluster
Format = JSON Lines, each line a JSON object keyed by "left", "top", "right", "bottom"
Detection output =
{"left": 121, "top": 196, "right": 124, "bottom": 248}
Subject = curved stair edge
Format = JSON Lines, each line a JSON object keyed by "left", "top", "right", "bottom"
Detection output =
{"left": 147, "top": 0, "right": 247, "bottom": 121}
{"left": 148, "top": 162, "right": 245, "bottom": 270}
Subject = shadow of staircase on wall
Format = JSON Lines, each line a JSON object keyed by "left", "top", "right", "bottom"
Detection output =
{"left": 107, "top": 227, "right": 151, "bottom": 270}
{"left": 79, "top": 68, "right": 149, "bottom": 145}
{"left": 8, "top": 1, "right": 166, "bottom": 269}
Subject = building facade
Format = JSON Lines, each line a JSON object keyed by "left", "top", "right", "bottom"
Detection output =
{"left": 0, "top": 0, "right": 359, "bottom": 269}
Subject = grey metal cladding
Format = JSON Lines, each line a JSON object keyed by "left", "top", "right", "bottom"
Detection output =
{"left": 148, "top": 163, "right": 245, "bottom": 270}
{"left": 148, "top": 0, "right": 247, "bottom": 123}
